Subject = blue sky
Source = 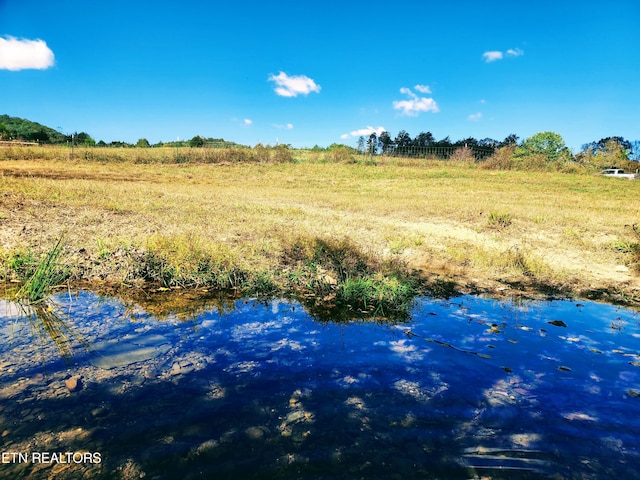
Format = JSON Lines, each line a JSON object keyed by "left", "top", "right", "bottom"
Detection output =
{"left": 1, "top": 0, "right": 638, "bottom": 150}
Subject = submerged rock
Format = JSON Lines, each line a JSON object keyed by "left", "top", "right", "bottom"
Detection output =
{"left": 89, "top": 333, "right": 171, "bottom": 370}
{"left": 547, "top": 320, "right": 567, "bottom": 327}
{"left": 65, "top": 375, "right": 82, "bottom": 392}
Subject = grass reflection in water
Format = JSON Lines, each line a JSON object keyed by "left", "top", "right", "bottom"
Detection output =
{"left": 13, "top": 299, "right": 89, "bottom": 361}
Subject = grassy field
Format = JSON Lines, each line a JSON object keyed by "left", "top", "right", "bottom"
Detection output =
{"left": 1, "top": 147, "right": 639, "bottom": 314}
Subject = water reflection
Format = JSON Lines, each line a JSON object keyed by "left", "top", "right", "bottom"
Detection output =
{"left": 6, "top": 298, "right": 87, "bottom": 361}
{"left": 0, "top": 291, "right": 639, "bottom": 479}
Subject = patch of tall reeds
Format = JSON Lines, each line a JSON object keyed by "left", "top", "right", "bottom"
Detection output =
{"left": 14, "top": 237, "right": 68, "bottom": 304}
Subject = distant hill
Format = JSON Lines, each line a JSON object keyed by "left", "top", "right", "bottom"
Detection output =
{"left": 0, "top": 114, "right": 68, "bottom": 144}
{"left": 0, "top": 114, "right": 246, "bottom": 148}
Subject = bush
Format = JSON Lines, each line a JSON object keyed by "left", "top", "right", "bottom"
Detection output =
{"left": 481, "top": 145, "right": 515, "bottom": 170}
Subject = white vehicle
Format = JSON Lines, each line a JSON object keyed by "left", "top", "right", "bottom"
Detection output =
{"left": 600, "top": 168, "right": 637, "bottom": 180}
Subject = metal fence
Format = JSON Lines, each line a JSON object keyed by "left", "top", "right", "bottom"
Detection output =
{"left": 376, "top": 145, "right": 495, "bottom": 161}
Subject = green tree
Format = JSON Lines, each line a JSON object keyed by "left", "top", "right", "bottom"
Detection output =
{"left": 189, "top": 135, "right": 205, "bottom": 147}
{"left": 582, "top": 137, "right": 631, "bottom": 157}
{"left": 591, "top": 139, "right": 629, "bottom": 167}
{"left": 136, "top": 138, "right": 150, "bottom": 148}
{"left": 29, "top": 128, "right": 50, "bottom": 143}
{"left": 414, "top": 131, "right": 434, "bottom": 148}
{"left": 515, "top": 131, "right": 571, "bottom": 162}
{"left": 501, "top": 134, "right": 519, "bottom": 147}
{"left": 394, "top": 130, "right": 412, "bottom": 155}
{"left": 378, "top": 131, "right": 393, "bottom": 153}
{"left": 367, "top": 133, "right": 378, "bottom": 155}
{"left": 74, "top": 132, "right": 95, "bottom": 146}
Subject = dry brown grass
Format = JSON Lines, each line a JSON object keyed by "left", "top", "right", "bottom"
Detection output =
{"left": 1, "top": 149, "right": 639, "bottom": 307}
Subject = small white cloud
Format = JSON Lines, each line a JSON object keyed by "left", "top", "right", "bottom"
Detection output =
{"left": 467, "top": 112, "right": 482, "bottom": 122}
{"left": 482, "top": 50, "right": 503, "bottom": 62}
{"left": 483, "top": 48, "right": 524, "bottom": 62}
{"left": 273, "top": 123, "right": 293, "bottom": 130}
{"left": 414, "top": 84, "right": 432, "bottom": 94}
{"left": 243, "top": 118, "right": 253, "bottom": 125}
{"left": 0, "top": 36, "right": 54, "bottom": 71}
{"left": 392, "top": 87, "right": 439, "bottom": 116}
{"left": 268, "top": 71, "right": 321, "bottom": 97}
{"left": 341, "top": 125, "right": 386, "bottom": 139}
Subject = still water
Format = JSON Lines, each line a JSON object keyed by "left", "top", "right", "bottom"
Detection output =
{"left": 1, "top": 291, "right": 640, "bottom": 479}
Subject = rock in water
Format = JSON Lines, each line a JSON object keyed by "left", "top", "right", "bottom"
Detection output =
{"left": 65, "top": 375, "right": 82, "bottom": 392}
{"left": 547, "top": 320, "right": 567, "bottom": 327}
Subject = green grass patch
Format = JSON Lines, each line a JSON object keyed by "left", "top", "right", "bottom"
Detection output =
{"left": 339, "top": 274, "right": 416, "bottom": 317}
{"left": 14, "top": 237, "right": 68, "bottom": 304}
{"left": 487, "top": 211, "right": 513, "bottom": 229}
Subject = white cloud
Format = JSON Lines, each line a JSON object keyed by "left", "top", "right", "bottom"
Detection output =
{"left": 414, "top": 84, "right": 432, "bottom": 94}
{"left": 243, "top": 118, "right": 252, "bottom": 125}
{"left": 268, "top": 71, "right": 321, "bottom": 97}
{"left": 0, "top": 36, "right": 54, "bottom": 71}
{"left": 482, "top": 50, "right": 503, "bottom": 62}
{"left": 483, "top": 48, "right": 524, "bottom": 62}
{"left": 273, "top": 123, "right": 293, "bottom": 130}
{"left": 340, "top": 125, "right": 386, "bottom": 139}
{"left": 467, "top": 112, "right": 482, "bottom": 122}
{"left": 392, "top": 87, "right": 439, "bottom": 116}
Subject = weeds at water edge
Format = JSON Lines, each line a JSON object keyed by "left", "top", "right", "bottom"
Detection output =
{"left": 15, "top": 237, "right": 68, "bottom": 304}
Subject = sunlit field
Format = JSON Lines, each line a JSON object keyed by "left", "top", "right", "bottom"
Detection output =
{"left": 1, "top": 146, "right": 639, "bottom": 311}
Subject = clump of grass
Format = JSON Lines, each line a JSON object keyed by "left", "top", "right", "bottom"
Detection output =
{"left": 135, "top": 235, "right": 248, "bottom": 289}
{"left": 501, "top": 245, "right": 536, "bottom": 276}
{"left": 614, "top": 224, "right": 640, "bottom": 272}
{"left": 5, "top": 249, "right": 37, "bottom": 279}
{"left": 245, "top": 270, "right": 281, "bottom": 296}
{"left": 339, "top": 274, "right": 416, "bottom": 317}
{"left": 386, "top": 233, "right": 424, "bottom": 254}
{"left": 15, "top": 237, "right": 67, "bottom": 304}
{"left": 487, "top": 211, "right": 513, "bottom": 229}
{"left": 280, "top": 236, "right": 416, "bottom": 318}
{"left": 448, "top": 241, "right": 547, "bottom": 279}
{"left": 311, "top": 237, "right": 377, "bottom": 281}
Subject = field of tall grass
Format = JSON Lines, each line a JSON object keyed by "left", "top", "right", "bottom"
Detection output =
{"left": 1, "top": 145, "right": 639, "bottom": 315}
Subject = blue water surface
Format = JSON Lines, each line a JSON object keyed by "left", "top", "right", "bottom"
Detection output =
{"left": 1, "top": 291, "right": 639, "bottom": 479}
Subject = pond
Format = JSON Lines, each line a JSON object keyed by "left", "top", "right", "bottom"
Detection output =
{"left": 1, "top": 290, "right": 640, "bottom": 479}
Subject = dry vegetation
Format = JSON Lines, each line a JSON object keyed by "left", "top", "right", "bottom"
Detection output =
{"left": 1, "top": 146, "right": 639, "bottom": 314}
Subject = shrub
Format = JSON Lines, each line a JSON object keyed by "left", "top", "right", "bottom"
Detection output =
{"left": 481, "top": 145, "right": 515, "bottom": 170}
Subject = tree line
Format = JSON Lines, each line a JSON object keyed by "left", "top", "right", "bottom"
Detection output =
{"left": 1, "top": 114, "right": 638, "bottom": 163}
{"left": 0, "top": 115, "right": 245, "bottom": 149}
{"left": 354, "top": 129, "right": 639, "bottom": 162}
{"left": 358, "top": 130, "right": 519, "bottom": 156}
